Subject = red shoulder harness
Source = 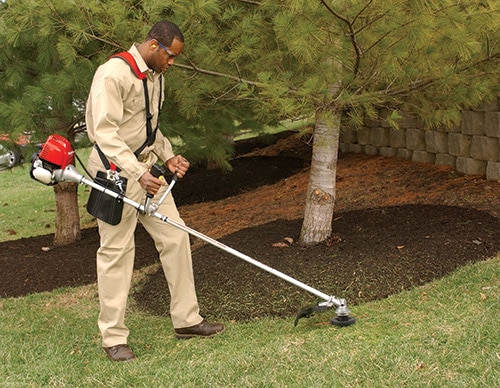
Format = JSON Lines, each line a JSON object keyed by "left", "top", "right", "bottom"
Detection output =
{"left": 110, "top": 52, "right": 147, "bottom": 80}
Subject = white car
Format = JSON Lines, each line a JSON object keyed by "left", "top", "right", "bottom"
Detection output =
{"left": 0, "top": 133, "right": 30, "bottom": 170}
{"left": 0, "top": 143, "right": 23, "bottom": 170}
{"left": 0, "top": 144, "right": 23, "bottom": 170}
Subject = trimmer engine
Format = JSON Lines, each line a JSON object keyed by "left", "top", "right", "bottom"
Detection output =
{"left": 30, "top": 134, "right": 75, "bottom": 185}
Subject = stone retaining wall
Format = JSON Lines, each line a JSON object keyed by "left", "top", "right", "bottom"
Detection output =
{"left": 339, "top": 98, "right": 500, "bottom": 181}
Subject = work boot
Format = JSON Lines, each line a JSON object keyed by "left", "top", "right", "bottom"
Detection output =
{"left": 103, "top": 344, "right": 136, "bottom": 362}
{"left": 174, "top": 319, "right": 225, "bottom": 339}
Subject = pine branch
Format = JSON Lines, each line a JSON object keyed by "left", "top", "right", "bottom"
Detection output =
{"left": 319, "top": 0, "right": 363, "bottom": 75}
{"left": 347, "top": 52, "right": 500, "bottom": 108}
{"left": 42, "top": 0, "right": 123, "bottom": 49}
{"left": 175, "top": 61, "right": 264, "bottom": 87}
{"left": 236, "top": 0, "right": 261, "bottom": 5}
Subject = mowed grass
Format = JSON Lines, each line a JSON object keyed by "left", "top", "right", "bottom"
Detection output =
{"left": 0, "top": 255, "right": 498, "bottom": 387}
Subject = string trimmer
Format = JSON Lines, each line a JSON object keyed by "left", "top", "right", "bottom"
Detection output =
{"left": 31, "top": 134, "right": 356, "bottom": 327}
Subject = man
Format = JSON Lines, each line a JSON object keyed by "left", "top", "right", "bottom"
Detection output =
{"left": 85, "top": 20, "right": 224, "bottom": 362}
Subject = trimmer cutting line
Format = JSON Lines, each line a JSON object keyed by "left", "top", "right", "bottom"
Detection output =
{"left": 31, "top": 134, "right": 356, "bottom": 327}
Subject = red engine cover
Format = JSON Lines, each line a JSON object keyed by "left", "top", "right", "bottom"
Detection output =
{"left": 38, "top": 134, "right": 75, "bottom": 169}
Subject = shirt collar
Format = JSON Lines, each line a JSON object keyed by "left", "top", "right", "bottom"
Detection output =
{"left": 130, "top": 44, "right": 150, "bottom": 75}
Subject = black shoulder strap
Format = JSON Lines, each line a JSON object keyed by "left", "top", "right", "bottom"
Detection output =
{"left": 134, "top": 75, "right": 162, "bottom": 157}
{"left": 97, "top": 52, "right": 163, "bottom": 169}
{"left": 95, "top": 144, "right": 117, "bottom": 172}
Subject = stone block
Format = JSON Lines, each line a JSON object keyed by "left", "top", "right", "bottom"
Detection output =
{"left": 425, "top": 131, "right": 448, "bottom": 153}
{"left": 406, "top": 129, "right": 426, "bottom": 151}
{"left": 380, "top": 147, "right": 398, "bottom": 158}
{"left": 357, "top": 127, "right": 371, "bottom": 145}
{"left": 436, "top": 153, "right": 456, "bottom": 168}
{"left": 340, "top": 127, "right": 357, "bottom": 143}
{"left": 460, "top": 111, "right": 485, "bottom": 135}
{"left": 363, "top": 117, "right": 382, "bottom": 128}
{"left": 470, "top": 136, "right": 500, "bottom": 161}
{"left": 437, "top": 123, "right": 460, "bottom": 133}
{"left": 364, "top": 145, "right": 379, "bottom": 156}
{"left": 338, "top": 142, "right": 350, "bottom": 154}
{"left": 484, "top": 112, "right": 500, "bottom": 138}
{"left": 398, "top": 113, "right": 419, "bottom": 129}
{"left": 389, "top": 129, "right": 406, "bottom": 148}
{"left": 397, "top": 148, "right": 413, "bottom": 160}
{"left": 434, "top": 131, "right": 449, "bottom": 153}
{"left": 412, "top": 151, "right": 436, "bottom": 164}
{"left": 369, "top": 127, "right": 390, "bottom": 147}
{"left": 477, "top": 97, "right": 500, "bottom": 112}
{"left": 456, "top": 157, "right": 486, "bottom": 176}
{"left": 448, "top": 133, "right": 471, "bottom": 157}
{"left": 486, "top": 161, "right": 500, "bottom": 181}
{"left": 425, "top": 131, "right": 437, "bottom": 153}
{"left": 350, "top": 144, "right": 363, "bottom": 153}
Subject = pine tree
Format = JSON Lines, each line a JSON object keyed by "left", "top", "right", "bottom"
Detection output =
{"left": 179, "top": 0, "right": 500, "bottom": 244}
{"left": 0, "top": 0, "right": 151, "bottom": 244}
{"left": 0, "top": 0, "right": 268, "bottom": 244}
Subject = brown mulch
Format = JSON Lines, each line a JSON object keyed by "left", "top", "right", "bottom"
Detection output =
{"left": 1, "top": 132, "right": 499, "bottom": 325}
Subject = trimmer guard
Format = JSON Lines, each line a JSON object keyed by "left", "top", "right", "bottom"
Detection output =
{"left": 295, "top": 297, "right": 356, "bottom": 327}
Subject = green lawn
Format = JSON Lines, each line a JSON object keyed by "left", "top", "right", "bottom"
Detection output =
{"left": 0, "top": 255, "right": 498, "bottom": 387}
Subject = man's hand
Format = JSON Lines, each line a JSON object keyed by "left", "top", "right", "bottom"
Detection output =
{"left": 166, "top": 155, "right": 190, "bottom": 179}
{"left": 139, "top": 155, "right": 189, "bottom": 196}
{"left": 139, "top": 171, "right": 165, "bottom": 196}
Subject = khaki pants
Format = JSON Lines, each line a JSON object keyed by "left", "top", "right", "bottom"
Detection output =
{"left": 91, "top": 161, "right": 203, "bottom": 347}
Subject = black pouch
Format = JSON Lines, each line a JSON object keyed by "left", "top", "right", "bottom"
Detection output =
{"left": 86, "top": 171, "right": 128, "bottom": 225}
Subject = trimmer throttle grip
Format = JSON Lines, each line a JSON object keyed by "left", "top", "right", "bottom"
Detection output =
{"left": 143, "top": 164, "right": 179, "bottom": 215}
{"left": 145, "top": 164, "right": 168, "bottom": 199}
{"left": 150, "top": 164, "right": 168, "bottom": 179}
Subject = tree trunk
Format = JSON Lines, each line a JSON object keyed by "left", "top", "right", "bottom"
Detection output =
{"left": 53, "top": 182, "right": 81, "bottom": 246}
{"left": 299, "top": 110, "right": 341, "bottom": 245}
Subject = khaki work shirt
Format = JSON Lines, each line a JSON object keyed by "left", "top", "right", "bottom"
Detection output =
{"left": 86, "top": 44, "right": 175, "bottom": 181}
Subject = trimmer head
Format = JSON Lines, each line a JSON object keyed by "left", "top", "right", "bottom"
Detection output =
{"left": 330, "top": 315, "right": 357, "bottom": 327}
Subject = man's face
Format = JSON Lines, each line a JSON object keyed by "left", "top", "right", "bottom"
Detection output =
{"left": 150, "top": 37, "right": 184, "bottom": 73}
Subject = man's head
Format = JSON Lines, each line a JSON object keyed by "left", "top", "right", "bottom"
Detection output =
{"left": 140, "top": 20, "right": 184, "bottom": 73}
{"left": 147, "top": 20, "right": 184, "bottom": 47}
